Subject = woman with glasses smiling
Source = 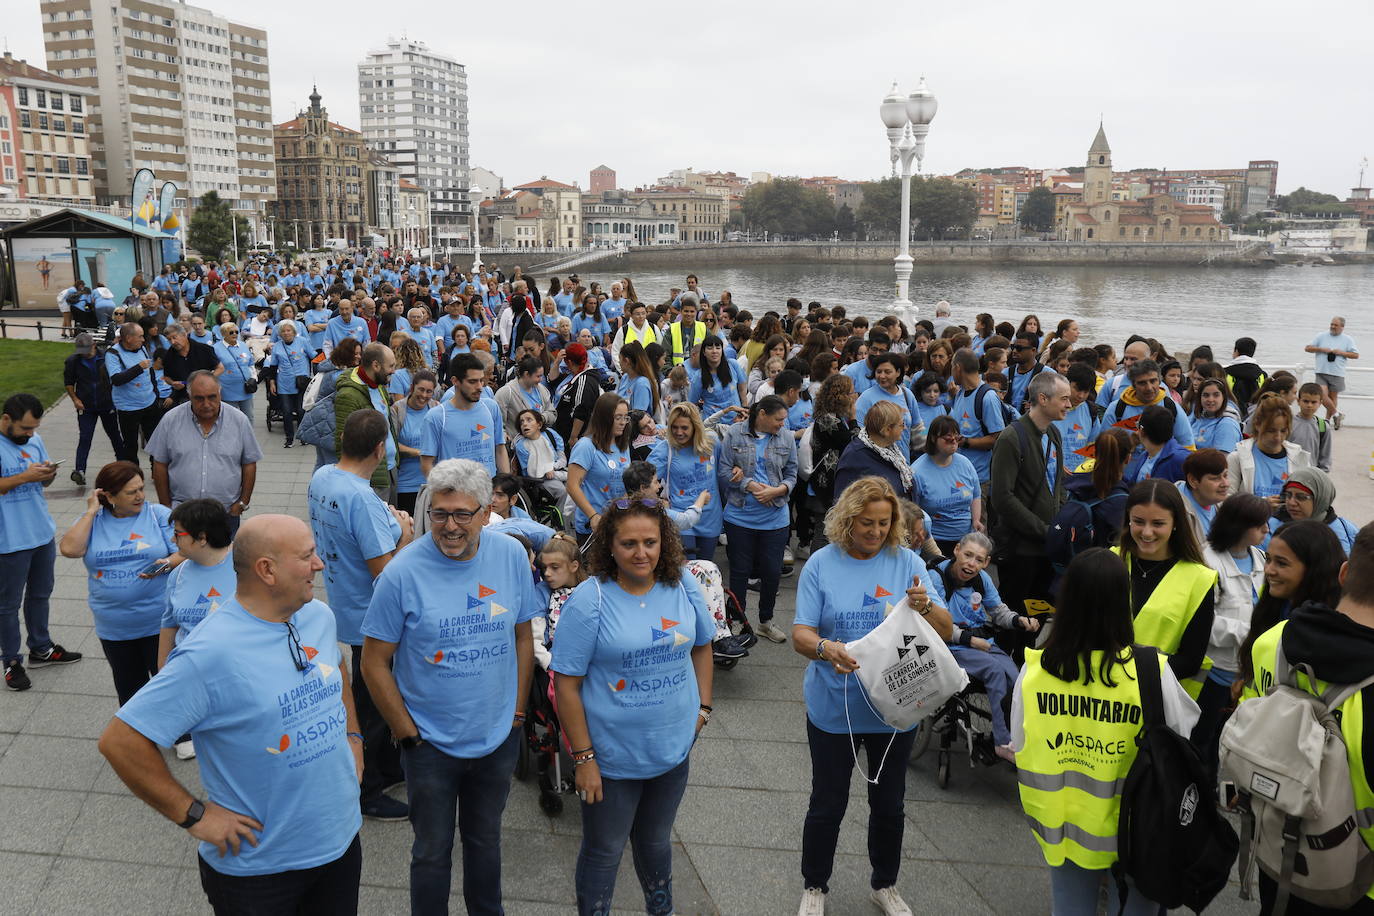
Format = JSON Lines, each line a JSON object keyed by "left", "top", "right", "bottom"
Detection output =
{"left": 912, "top": 414, "right": 982, "bottom": 558}
{"left": 567, "top": 393, "right": 633, "bottom": 548}
{"left": 214, "top": 323, "right": 257, "bottom": 423}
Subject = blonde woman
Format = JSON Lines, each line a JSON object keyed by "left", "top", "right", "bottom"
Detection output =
{"left": 648, "top": 403, "right": 722, "bottom": 560}
{"left": 791, "top": 476, "right": 951, "bottom": 915}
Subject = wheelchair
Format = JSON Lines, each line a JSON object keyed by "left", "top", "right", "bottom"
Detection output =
{"left": 909, "top": 678, "right": 1002, "bottom": 789}
{"left": 514, "top": 666, "right": 574, "bottom": 816}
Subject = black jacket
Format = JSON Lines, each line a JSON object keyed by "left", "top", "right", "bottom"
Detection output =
{"left": 63, "top": 353, "right": 113, "bottom": 412}
{"left": 160, "top": 340, "right": 222, "bottom": 403}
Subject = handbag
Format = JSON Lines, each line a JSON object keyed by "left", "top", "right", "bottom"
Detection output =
{"left": 229, "top": 345, "right": 258, "bottom": 394}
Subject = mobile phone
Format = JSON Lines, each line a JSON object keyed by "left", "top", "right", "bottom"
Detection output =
{"left": 139, "top": 559, "right": 172, "bottom": 577}
{"left": 47, "top": 459, "right": 64, "bottom": 469}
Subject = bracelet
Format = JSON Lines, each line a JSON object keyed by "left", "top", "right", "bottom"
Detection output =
{"left": 571, "top": 745, "right": 593, "bottom": 756}
{"left": 512, "top": 712, "right": 526, "bottom": 723}
{"left": 573, "top": 750, "right": 596, "bottom": 766}
{"left": 815, "top": 638, "right": 827, "bottom": 660}
{"left": 698, "top": 703, "right": 713, "bottom": 713}
{"left": 346, "top": 731, "right": 364, "bottom": 743}
{"left": 698, "top": 707, "right": 711, "bottom": 725}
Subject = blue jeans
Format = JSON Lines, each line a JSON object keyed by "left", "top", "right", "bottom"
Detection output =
{"left": 576, "top": 758, "right": 690, "bottom": 916}
{"left": 402, "top": 729, "right": 520, "bottom": 916}
{"left": 225, "top": 398, "right": 254, "bottom": 426}
{"left": 677, "top": 534, "right": 716, "bottom": 563}
{"left": 277, "top": 391, "right": 303, "bottom": 443}
{"left": 950, "top": 643, "right": 1020, "bottom": 746}
{"left": 199, "top": 832, "right": 361, "bottom": 915}
{"left": 802, "top": 719, "right": 917, "bottom": 893}
{"left": 722, "top": 521, "right": 790, "bottom": 622}
{"left": 1049, "top": 862, "right": 1162, "bottom": 915}
{"left": 0, "top": 540, "right": 55, "bottom": 665}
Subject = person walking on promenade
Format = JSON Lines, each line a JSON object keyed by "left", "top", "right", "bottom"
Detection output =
{"left": 105, "top": 321, "right": 161, "bottom": 463}
{"left": 64, "top": 331, "right": 125, "bottom": 486}
{"left": 100, "top": 515, "right": 366, "bottom": 915}
{"left": 361, "top": 459, "right": 539, "bottom": 915}
{"left": 0, "top": 393, "right": 82, "bottom": 691}
{"left": 146, "top": 372, "right": 260, "bottom": 539}
{"left": 1304, "top": 315, "right": 1359, "bottom": 428}
{"left": 333, "top": 342, "right": 400, "bottom": 502}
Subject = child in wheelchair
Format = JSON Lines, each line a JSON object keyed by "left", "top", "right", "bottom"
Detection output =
{"left": 931, "top": 531, "right": 1041, "bottom": 762}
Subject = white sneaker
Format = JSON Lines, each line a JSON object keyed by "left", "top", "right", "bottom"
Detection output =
{"left": 798, "top": 887, "right": 826, "bottom": 916}
{"left": 1332, "top": 411, "right": 1345, "bottom": 430}
{"left": 756, "top": 621, "right": 788, "bottom": 644}
{"left": 783, "top": 546, "right": 795, "bottom": 564}
{"left": 175, "top": 739, "right": 196, "bottom": 761}
{"left": 870, "top": 886, "right": 913, "bottom": 916}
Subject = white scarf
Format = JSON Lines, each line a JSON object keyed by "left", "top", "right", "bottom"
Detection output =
{"left": 858, "top": 428, "right": 913, "bottom": 493}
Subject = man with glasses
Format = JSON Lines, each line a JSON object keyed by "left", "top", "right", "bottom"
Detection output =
{"left": 101, "top": 514, "right": 366, "bottom": 914}
{"left": 309, "top": 410, "right": 414, "bottom": 822}
{"left": 361, "top": 459, "right": 539, "bottom": 914}
{"left": 1103, "top": 358, "right": 1195, "bottom": 449}
{"left": 948, "top": 347, "right": 1007, "bottom": 492}
{"left": 841, "top": 328, "right": 891, "bottom": 397}
{"left": 1006, "top": 331, "right": 1049, "bottom": 414}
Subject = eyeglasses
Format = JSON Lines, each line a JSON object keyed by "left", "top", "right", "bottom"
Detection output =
{"left": 286, "top": 620, "right": 311, "bottom": 672}
{"left": 427, "top": 508, "right": 478, "bottom": 526}
{"left": 611, "top": 498, "right": 662, "bottom": 511}
{"left": 173, "top": 529, "right": 189, "bottom": 538}
{"left": 1283, "top": 491, "right": 1312, "bottom": 503}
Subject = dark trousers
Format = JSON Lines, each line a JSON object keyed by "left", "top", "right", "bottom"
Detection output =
{"left": 722, "top": 521, "right": 790, "bottom": 623}
{"left": 1258, "top": 872, "right": 1374, "bottom": 915}
{"left": 75, "top": 409, "right": 125, "bottom": 473}
{"left": 100, "top": 634, "right": 159, "bottom": 706}
{"left": 396, "top": 491, "right": 418, "bottom": 515}
{"left": 0, "top": 540, "right": 55, "bottom": 664}
{"left": 802, "top": 719, "right": 917, "bottom": 893}
{"left": 402, "top": 729, "right": 520, "bottom": 915}
{"left": 348, "top": 645, "right": 403, "bottom": 804}
{"left": 576, "top": 758, "right": 690, "bottom": 916}
{"left": 1191, "top": 676, "right": 1234, "bottom": 797}
{"left": 198, "top": 833, "right": 361, "bottom": 916}
{"left": 115, "top": 405, "right": 160, "bottom": 463}
{"left": 277, "top": 391, "right": 303, "bottom": 443}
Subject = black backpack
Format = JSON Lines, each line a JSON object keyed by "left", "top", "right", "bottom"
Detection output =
{"left": 1115, "top": 646, "right": 1238, "bottom": 914}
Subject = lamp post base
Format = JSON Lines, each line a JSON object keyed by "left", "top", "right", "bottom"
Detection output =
{"left": 892, "top": 253, "right": 915, "bottom": 325}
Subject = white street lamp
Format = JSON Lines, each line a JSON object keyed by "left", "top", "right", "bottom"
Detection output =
{"left": 469, "top": 184, "right": 483, "bottom": 274}
{"left": 880, "top": 76, "right": 938, "bottom": 322}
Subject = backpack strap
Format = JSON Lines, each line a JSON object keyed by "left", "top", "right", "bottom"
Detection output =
{"left": 1133, "top": 645, "right": 1165, "bottom": 730}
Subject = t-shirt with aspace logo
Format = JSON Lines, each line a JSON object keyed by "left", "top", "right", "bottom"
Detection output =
{"left": 83, "top": 501, "right": 176, "bottom": 640}
{"left": 118, "top": 599, "right": 361, "bottom": 876}
{"left": 0, "top": 432, "right": 56, "bottom": 553}
{"left": 551, "top": 575, "right": 715, "bottom": 780}
{"left": 361, "top": 531, "right": 542, "bottom": 759}
{"left": 160, "top": 550, "right": 235, "bottom": 644}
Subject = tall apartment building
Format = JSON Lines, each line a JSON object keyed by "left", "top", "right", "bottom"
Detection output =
{"left": 38, "top": 0, "right": 274, "bottom": 239}
{"left": 0, "top": 52, "right": 95, "bottom": 203}
{"left": 358, "top": 39, "right": 470, "bottom": 250}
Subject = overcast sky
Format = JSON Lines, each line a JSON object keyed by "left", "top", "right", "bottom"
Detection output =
{"left": 8, "top": 0, "right": 1372, "bottom": 196}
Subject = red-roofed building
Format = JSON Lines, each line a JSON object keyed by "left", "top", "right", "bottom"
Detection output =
{"left": 270, "top": 88, "right": 369, "bottom": 248}
{"left": 510, "top": 178, "right": 583, "bottom": 247}
{"left": 1061, "top": 194, "right": 1228, "bottom": 243}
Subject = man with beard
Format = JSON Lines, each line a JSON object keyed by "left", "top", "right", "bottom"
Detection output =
{"left": 334, "top": 343, "right": 400, "bottom": 502}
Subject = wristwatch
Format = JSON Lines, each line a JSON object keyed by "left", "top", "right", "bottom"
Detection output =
{"left": 178, "top": 798, "right": 206, "bottom": 829}
{"left": 398, "top": 734, "right": 424, "bottom": 750}
{"left": 815, "top": 638, "right": 827, "bottom": 660}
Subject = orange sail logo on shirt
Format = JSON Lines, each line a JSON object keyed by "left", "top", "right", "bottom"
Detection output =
{"left": 478, "top": 584, "right": 496, "bottom": 598}
{"left": 426, "top": 650, "right": 445, "bottom": 664}
{"left": 265, "top": 734, "right": 291, "bottom": 755}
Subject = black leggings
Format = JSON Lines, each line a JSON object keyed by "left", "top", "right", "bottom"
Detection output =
{"left": 101, "top": 634, "right": 159, "bottom": 706}
{"left": 115, "top": 406, "right": 160, "bottom": 463}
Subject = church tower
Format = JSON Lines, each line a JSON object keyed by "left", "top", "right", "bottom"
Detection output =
{"left": 1084, "top": 122, "right": 1112, "bottom": 204}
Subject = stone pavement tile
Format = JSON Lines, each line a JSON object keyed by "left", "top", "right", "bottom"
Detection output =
{"left": 44, "top": 597, "right": 96, "bottom": 629}
{"left": 38, "top": 856, "right": 185, "bottom": 914}
{"left": 0, "top": 786, "right": 85, "bottom": 854}
{"left": 0, "top": 688, "right": 41, "bottom": 734}
{"left": 0, "top": 734, "right": 103, "bottom": 791}
{"left": 907, "top": 798, "right": 1045, "bottom": 867}
{"left": 713, "top": 660, "right": 805, "bottom": 703}
{"left": 904, "top": 752, "right": 1025, "bottom": 806}
{"left": 168, "top": 867, "right": 215, "bottom": 914}
{"left": 90, "top": 751, "right": 204, "bottom": 798}
{"left": 712, "top": 697, "right": 808, "bottom": 745}
{"left": 44, "top": 623, "right": 96, "bottom": 657}
{"left": 28, "top": 655, "right": 119, "bottom": 698}
{"left": 26, "top": 688, "right": 118, "bottom": 740}
{"left": 60, "top": 792, "right": 202, "bottom": 868}
{"left": 0, "top": 851, "right": 56, "bottom": 912}
{"left": 357, "top": 818, "right": 413, "bottom": 890}
{"left": 950, "top": 861, "right": 1050, "bottom": 914}
{"left": 681, "top": 734, "right": 756, "bottom": 790}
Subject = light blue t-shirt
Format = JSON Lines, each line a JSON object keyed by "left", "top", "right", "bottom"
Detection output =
{"left": 420, "top": 398, "right": 505, "bottom": 475}
{"left": 931, "top": 564, "right": 1004, "bottom": 630}
{"left": 302, "top": 309, "right": 332, "bottom": 350}
{"left": 1055, "top": 401, "right": 1101, "bottom": 473}
{"left": 267, "top": 337, "right": 315, "bottom": 395}
{"left": 856, "top": 385, "right": 921, "bottom": 460}
{"left": 949, "top": 385, "right": 1006, "bottom": 481}
{"left": 83, "top": 501, "right": 176, "bottom": 640}
{"left": 553, "top": 291, "right": 575, "bottom": 317}
{"left": 689, "top": 361, "right": 745, "bottom": 415}
{"left": 618, "top": 374, "right": 653, "bottom": 413}
{"left": 403, "top": 326, "right": 440, "bottom": 367}
{"left": 572, "top": 313, "right": 610, "bottom": 343}
{"left": 214, "top": 341, "right": 256, "bottom": 402}
{"left": 396, "top": 403, "right": 437, "bottom": 494}
{"left": 1192, "top": 415, "right": 1242, "bottom": 453}
{"left": 600, "top": 298, "right": 627, "bottom": 323}
{"left": 361, "top": 532, "right": 541, "bottom": 759}
{"left": 1180, "top": 483, "right": 1218, "bottom": 537}
{"left": 569, "top": 437, "right": 630, "bottom": 533}
{"left": 721, "top": 432, "right": 791, "bottom": 530}
{"left": 550, "top": 574, "right": 714, "bottom": 779}
{"left": 913, "top": 400, "right": 947, "bottom": 438}
{"left": 325, "top": 315, "right": 370, "bottom": 350}
{"left": 1252, "top": 448, "right": 1291, "bottom": 500}
{"left": 160, "top": 551, "right": 235, "bottom": 642}
{"left": 117, "top": 598, "right": 360, "bottom": 876}
{"left": 648, "top": 440, "right": 723, "bottom": 540}
{"left": 794, "top": 545, "right": 935, "bottom": 734}
{"left": 308, "top": 465, "right": 402, "bottom": 645}
{"left": 105, "top": 344, "right": 156, "bottom": 412}
{"left": 911, "top": 453, "right": 980, "bottom": 541}
{"left": 1311, "top": 332, "right": 1358, "bottom": 377}
{"left": 786, "top": 397, "right": 814, "bottom": 432}
{"left": 0, "top": 433, "right": 56, "bottom": 553}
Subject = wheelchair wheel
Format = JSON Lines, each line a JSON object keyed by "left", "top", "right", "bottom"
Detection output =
{"left": 936, "top": 751, "right": 951, "bottom": 789}
{"left": 909, "top": 720, "right": 933, "bottom": 763}
{"left": 514, "top": 726, "right": 532, "bottom": 781}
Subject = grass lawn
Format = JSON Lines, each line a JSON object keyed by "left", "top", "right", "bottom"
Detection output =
{"left": 0, "top": 338, "right": 72, "bottom": 408}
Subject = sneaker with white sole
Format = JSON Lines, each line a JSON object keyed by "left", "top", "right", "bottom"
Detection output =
{"left": 783, "top": 546, "right": 795, "bottom": 565}
{"left": 756, "top": 621, "right": 788, "bottom": 644}
{"left": 798, "top": 887, "right": 826, "bottom": 916}
{"left": 175, "top": 739, "right": 196, "bottom": 760}
{"left": 1333, "top": 411, "right": 1345, "bottom": 430}
{"left": 870, "top": 886, "right": 913, "bottom": 916}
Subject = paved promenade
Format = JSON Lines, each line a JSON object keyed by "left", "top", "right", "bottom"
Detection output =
{"left": 2, "top": 395, "right": 1369, "bottom": 915}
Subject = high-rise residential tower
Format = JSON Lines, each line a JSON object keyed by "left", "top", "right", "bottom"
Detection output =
{"left": 37, "top": 0, "right": 275, "bottom": 239}
{"left": 358, "top": 38, "right": 469, "bottom": 251}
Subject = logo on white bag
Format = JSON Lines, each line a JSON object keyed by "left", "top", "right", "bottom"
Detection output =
{"left": 895, "top": 634, "right": 930, "bottom": 660}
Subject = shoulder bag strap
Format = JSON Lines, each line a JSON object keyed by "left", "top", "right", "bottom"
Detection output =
{"left": 1133, "top": 644, "right": 1165, "bottom": 730}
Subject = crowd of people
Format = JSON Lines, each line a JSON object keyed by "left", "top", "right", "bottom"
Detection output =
{"left": 2, "top": 248, "right": 1371, "bottom": 916}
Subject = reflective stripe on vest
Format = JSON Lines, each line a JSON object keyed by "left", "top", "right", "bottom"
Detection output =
{"left": 1017, "top": 648, "right": 1144, "bottom": 870}
{"left": 1246, "top": 621, "right": 1374, "bottom": 899}
{"left": 1115, "top": 549, "right": 1217, "bottom": 698}
{"left": 668, "top": 321, "right": 706, "bottom": 365}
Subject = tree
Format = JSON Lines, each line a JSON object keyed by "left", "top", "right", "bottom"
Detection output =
{"left": 1019, "top": 187, "right": 1057, "bottom": 232}
{"left": 740, "top": 178, "right": 835, "bottom": 238}
{"left": 1274, "top": 187, "right": 1353, "bottom": 217}
{"left": 910, "top": 178, "right": 978, "bottom": 239}
{"left": 856, "top": 177, "right": 903, "bottom": 238}
{"left": 187, "top": 191, "right": 248, "bottom": 261}
{"left": 834, "top": 203, "right": 856, "bottom": 239}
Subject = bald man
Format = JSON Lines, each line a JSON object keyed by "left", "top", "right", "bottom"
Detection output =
{"left": 100, "top": 515, "right": 366, "bottom": 913}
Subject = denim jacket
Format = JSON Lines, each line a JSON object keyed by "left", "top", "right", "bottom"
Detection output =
{"left": 715, "top": 421, "right": 798, "bottom": 509}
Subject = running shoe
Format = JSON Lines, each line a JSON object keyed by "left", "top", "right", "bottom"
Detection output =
{"left": 70, "top": 469, "right": 86, "bottom": 486}
{"left": 5, "top": 661, "right": 31, "bottom": 691}
{"left": 783, "top": 547, "right": 795, "bottom": 565}
{"left": 362, "top": 795, "right": 409, "bottom": 821}
{"left": 756, "top": 621, "right": 788, "bottom": 644}
{"left": 798, "top": 887, "right": 826, "bottom": 915}
{"left": 28, "top": 644, "right": 82, "bottom": 667}
{"left": 870, "top": 886, "right": 913, "bottom": 916}
{"left": 175, "top": 739, "right": 197, "bottom": 761}
{"left": 712, "top": 634, "right": 750, "bottom": 659}
{"left": 1332, "top": 412, "right": 1344, "bottom": 430}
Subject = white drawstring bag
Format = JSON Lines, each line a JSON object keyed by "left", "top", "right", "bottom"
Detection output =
{"left": 845, "top": 597, "right": 968, "bottom": 732}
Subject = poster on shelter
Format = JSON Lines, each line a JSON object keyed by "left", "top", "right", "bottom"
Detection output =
{"left": 11, "top": 237, "right": 74, "bottom": 309}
